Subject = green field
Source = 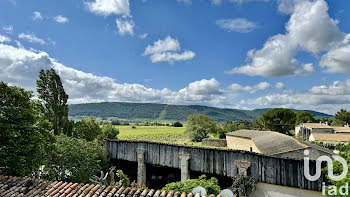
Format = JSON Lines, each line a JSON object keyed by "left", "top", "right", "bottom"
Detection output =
{"left": 116, "top": 125, "right": 189, "bottom": 144}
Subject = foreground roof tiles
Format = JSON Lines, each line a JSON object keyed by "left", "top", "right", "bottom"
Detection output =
{"left": 0, "top": 176, "right": 216, "bottom": 197}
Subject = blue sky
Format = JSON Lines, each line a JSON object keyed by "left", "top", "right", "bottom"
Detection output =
{"left": 1, "top": 0, "right": 350, "bottom": 114}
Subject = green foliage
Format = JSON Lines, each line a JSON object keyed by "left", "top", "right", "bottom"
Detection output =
{"left": 69, "top": 102, "right": 332, "bottom": 123}
{"left": 0, "top": 87, "right": 48, "bottom": 175}
{"left": 231, "top": 174, "right": 256, "bottom": 197}
{"left": 185, "top": 114, "right": 219, "bottom": 142}
{"left": 116, "top": 170, "right": 130, "bottom": 187}
{"left": 99, "top": 123, "right": 120, "bottom": 140}
{"left": 295, "top": 111, "right": 315, "bottom": 125}
{"left": 324, "top": 142, "right": 350, "bottom": 196}
{"left": 163, "top": 175, "right": 221, "bottom": 195}
{"left": 73, "top": 116, "right": 102, "bottom": 141}
{"left": 0, "top": 82, "right": 54, "bottom": 177}
{"left": 259, "top": 108, "right": 296, "bottom": 134}
{"left": 218, "top": 120, "right": 251, "bottom": 139}
{"left": 42, "top": 135, "right": 106, "bottom": 183}
{"left": 173, "top": 122, "right": 183, "bottom": 127}
{"left": 332, "top": 109, "right": 350, "bottom": 126}
{"left": 37, "top": 69, "right": 69, "bottom": 135}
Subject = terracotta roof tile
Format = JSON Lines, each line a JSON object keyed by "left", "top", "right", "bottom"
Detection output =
{"left": 0, "top": 176, "right": 217, "bottom": 197}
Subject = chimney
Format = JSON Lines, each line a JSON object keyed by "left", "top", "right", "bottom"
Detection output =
{"left": 320, "top": 121, "right": 322, "bottom": 125}
{"left": 325, "top": 121, "right": 329, "bottom": 126}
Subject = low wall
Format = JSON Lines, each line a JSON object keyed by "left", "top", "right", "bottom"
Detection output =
{"left": 201, "top": 138, "right": 227, "bottom": 147}
{"left": 251, "top": 182, "right": 322, "bottom": 197}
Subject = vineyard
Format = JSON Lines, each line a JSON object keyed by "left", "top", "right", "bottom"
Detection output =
{"left": 116, "top": 125, "right": 188, "bottom": 144}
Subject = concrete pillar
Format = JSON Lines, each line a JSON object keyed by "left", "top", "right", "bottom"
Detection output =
{"left": 234, "top": 160, "right": 251, "bottom": 176}
{"left": 179, "top": 153, "right": 191, "bottom": 182}
{"left": 136, "top": 148, "right": 146, "bottom": 185}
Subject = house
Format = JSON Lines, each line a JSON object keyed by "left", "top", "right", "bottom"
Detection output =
{"left": 225, "top": 130, "right": 333, "bottom": 160}
{"left": 295, "top": 123, "right": 350, "bottom": 142}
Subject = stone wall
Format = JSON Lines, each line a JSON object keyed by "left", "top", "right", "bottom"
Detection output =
{"left": 201, "top": 138, "right": 227, "bottom": 147}
{"left": 226, "top": 135, "right": 261, "bottom": 153}
{"left": 251, "top": 182, "right": 322, "bottom": 197}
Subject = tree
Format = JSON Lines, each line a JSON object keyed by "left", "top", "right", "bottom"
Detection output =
{"left": 37, "top": 69, "right": 69, "bottom": 135}
{"left": 98, "top": 123, "right": 120, "bottom": 141}
{"left": 0, "top": 82, "right": 53, "bottom": 176}
{"left": 259, "top": 108, "right": 296, "bottom": 134}
{"left": 173, "top": 122, "right": 183, "bottom": 127}
{"left": 295, "top": 111, "right": 315, "bottom": 125}
{"left": 185, "top": 114, "right": 218, "bottom": 142}
{"left": 42, "top": 135, "right": 106, "bottom": 183}
{"left": 332, "top": 109, "right": 350, "bottom": 126}
{"left": 74, "top": 116, "right": 102, "bottom": 141}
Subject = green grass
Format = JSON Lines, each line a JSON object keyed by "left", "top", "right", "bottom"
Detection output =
{"left": 116, "top": 125, "right": 188, "bottom": 144}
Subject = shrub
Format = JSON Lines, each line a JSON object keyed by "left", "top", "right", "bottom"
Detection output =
{"left": 173, "top": 122, "right": 183, "bottom": 127}
{"left": 99, "top": 123, "right": 119, "bottom": 140}
{"left": 163, "top": 175, "right": 221, "bottom": 195}
{"left": 132, "top": 125, "right": 137, "bottom": 129}
{"left": 230, "top": 174, "right": 256, "bottom": 197}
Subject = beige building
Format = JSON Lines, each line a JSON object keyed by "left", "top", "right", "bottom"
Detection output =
{"left": 295, "top": 123, "right": 350, "bottom": 142}
{"left": 226, "top": 130, "right": 333, "bottom": 160}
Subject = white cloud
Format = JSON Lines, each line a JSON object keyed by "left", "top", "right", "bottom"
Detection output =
{"left": 216, "top": 18, "right": 256, "bottom": 33}
{"left": 228, "top": 0, "right": 345, "bottom": 77}
{"left": 275, "top": 82, "right": 285, "bottom": 90}
{"left": 320, "top": 34, "right": 350, "bottom": 74}
{"left": 229, "top": 82, "right": 271, "bottom": 93}
{"left": 116, "top": 18, "right": 134, "bottom": 36}
{"left": 3, "top": 25, "right": 13, "bottom": 34}
{"left": 139, "top": 33, "right": 148, "bottom": 39}
{"left": 177, "top": 0, "right": 191, "bottom": 4}
{"left": 32, "top": 11, "right": 43, "bottom": 21}
{"left": 18, "top": 33, "right": 45, "bottom": 45}
{"left": 143, "top": 36, "right": 195, "bottom": 63}
{"left": 54, "top": 15, "right": 69, "bottom": 23}
{"left": 0, "top": 42, "right": 222, "bottom": 106}
{"left": 85, "top": 0, "right": 130, "bottom": 17}
{"left": 0, "top": 35, "right": 11, "bottom": 43}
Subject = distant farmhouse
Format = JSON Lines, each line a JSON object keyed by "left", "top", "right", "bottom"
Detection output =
{"left": 295, "top": 123, "right": 350, "bottom": 142}
{"left": 225, "top": 130, "right": 333, "bottom": 160}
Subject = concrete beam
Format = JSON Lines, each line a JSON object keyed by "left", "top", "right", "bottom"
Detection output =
{"left": 179, "top": 153, "right": 191, "bottom": 182}
{"left": 235, "top": 160, "right": 251, "bottom": 176}
{"left": 136, "top": 148, "right": 146, "bottom": 185}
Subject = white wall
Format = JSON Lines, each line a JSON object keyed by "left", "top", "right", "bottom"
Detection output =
{"left": 250, "top": 182, "right": 322, "bottom": 197}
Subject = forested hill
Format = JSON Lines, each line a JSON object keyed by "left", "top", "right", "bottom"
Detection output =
{"left": 68, "top": 102, "right": 332, "bottom": 122}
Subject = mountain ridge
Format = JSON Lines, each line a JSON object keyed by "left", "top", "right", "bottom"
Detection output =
{"left": 68, "top": 102, "right": 332, "bottom": 122}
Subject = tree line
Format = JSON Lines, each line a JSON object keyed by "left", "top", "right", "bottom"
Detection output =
{"left": 185, "top": 108, "right": 350, "bottom": 142}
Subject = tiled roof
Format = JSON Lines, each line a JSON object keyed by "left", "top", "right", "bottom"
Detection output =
{"left": 0, "top": 176, "right": 217, "bottom": 197}
{"left": 301, "top": 123, "right": 333, "bottom": 129}
{"left": 311, "top": 133, "right": 350, "bottom": 142}
{"left": 333, "top": 126, "right": 350, "bottom": 133}
{"left": 226, "top": 130, "right": 309, "bottom": 155}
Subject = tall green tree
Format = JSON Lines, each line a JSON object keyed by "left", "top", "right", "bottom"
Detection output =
{"left": 295, "top": 111, "right": 315, "bottom": 125}
{"left": 0, "top": 82, "right": 53, "bottom": 176}
{"left": 332, "top": 109, "right": 350, "bottom": 126}
{"left": 37, "top": 68, "right": 69, "bottom": 135}
{"left": 185, "top": 114, "right": 218, "bottom": 142}
{"left": 73, "top": 116, "right": 102, "bottom": 141}
{"left": 259, "top": 108, "right": 296, "bottom": 134}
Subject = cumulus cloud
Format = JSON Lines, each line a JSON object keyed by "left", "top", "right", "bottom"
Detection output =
{"left": 228, "top": 82, "right": 271, "bottom": 93}
{"left": 116, "top": 18, "right": 134, "bottom": 36}
{"left": 216, "top": 18, "right": 256, "bottom": 33}
{"left": 275, "top": 82, "right": 285, "bottom": 90}
{"left": 228, "top": 0, "right": 345, "bottom": 77}
{"left": 54, "top": 15, "right": 69, "bottom": 23}
{"left": 3, "top": 25, "right": 13, "bottom": 34}
{"left": 85, "top": 0, "right": 130, "bottom": 17}
{"left": 32, "top": 11, "right": 43, "bottom": 21}
{"left": 139, "top": 33, "right": 148, "bottom": 39}
{"left": 0, "top": 42, "right": 222, "bottom": 106}
{"left": 18, "top": 33, "right": 45, "bottom": 45}
{"left": 320, "top": 34, "right": 350, "bottom": 74}
{"left": 143, "top": 36, "right": 195, "bottom": 63}
{"left": 239, "top": 79, "right": 350, "bottom": 114}
{"left": 0, "top": 35, "right": 11, "bottom": 43}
